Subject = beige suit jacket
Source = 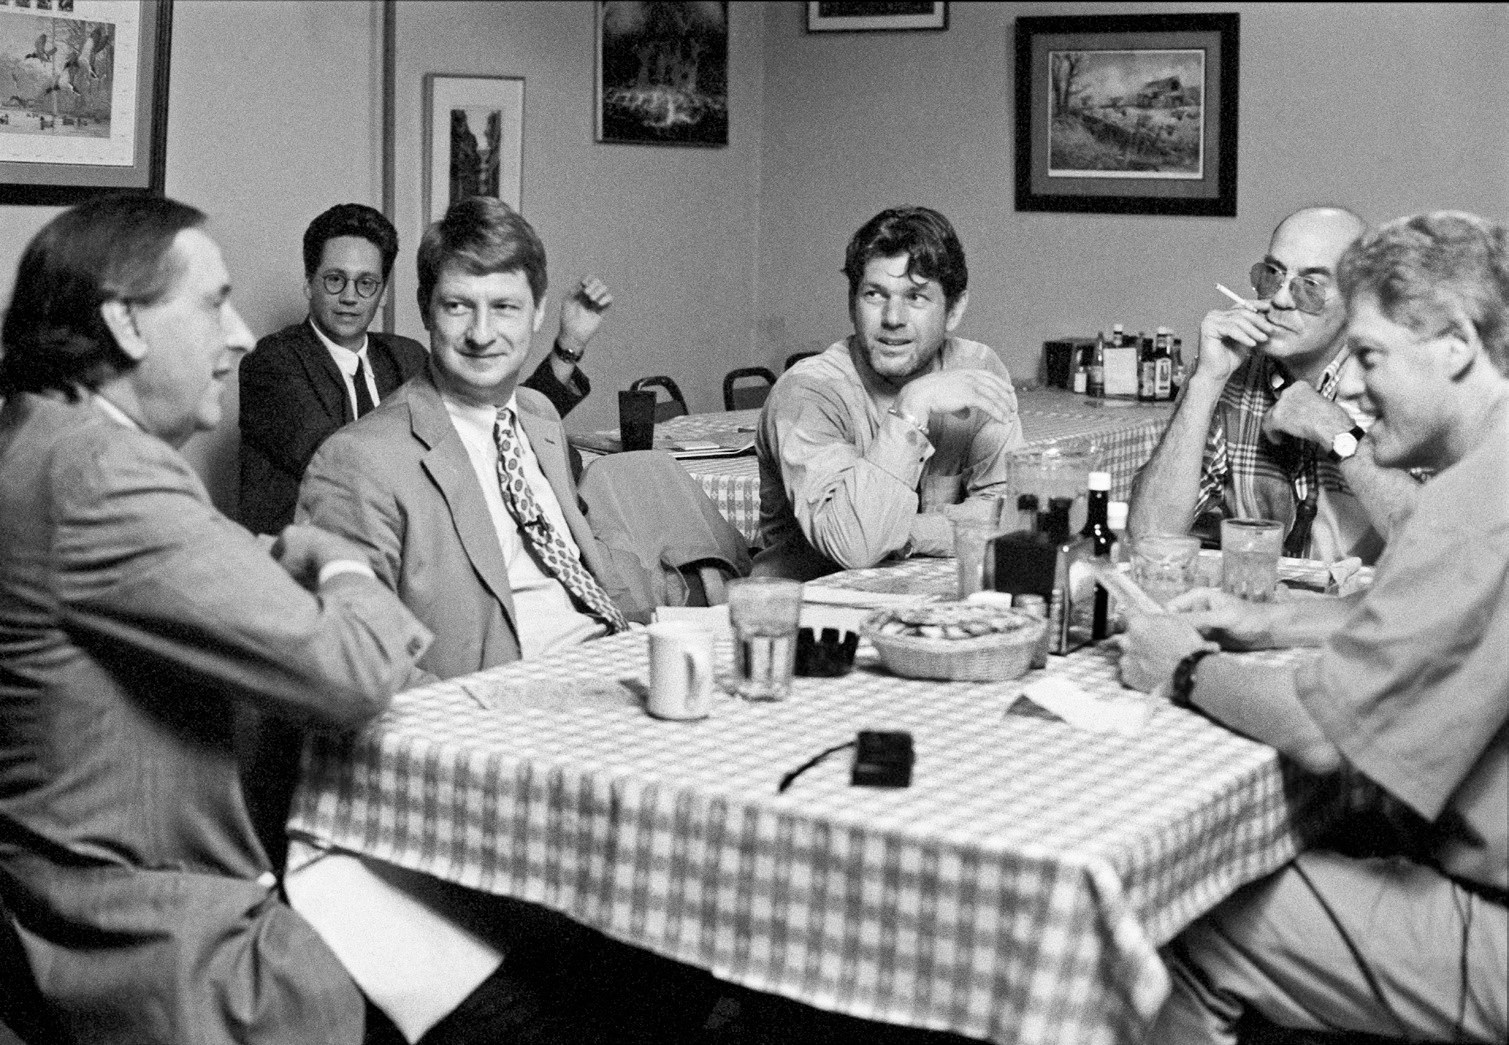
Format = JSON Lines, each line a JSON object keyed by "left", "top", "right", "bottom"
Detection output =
{"left": 298, "top": 366, "right": 648, "bottom": 681}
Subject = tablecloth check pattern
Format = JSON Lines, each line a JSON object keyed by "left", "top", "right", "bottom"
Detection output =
{"left": 290, "top": 568, "right": 1335, "bottom": 1044}
{"left": 582, "top": 391, "right": 1175, "bottom": 545}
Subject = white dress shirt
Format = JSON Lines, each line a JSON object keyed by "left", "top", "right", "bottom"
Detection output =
{"left": 308, "top": 319, "right": 380, "bottom": 420}
{"left": 442, "top": 392, "right": 605, "bottom": 657}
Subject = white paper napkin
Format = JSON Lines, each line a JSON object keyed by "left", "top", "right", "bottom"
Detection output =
{"left": 1016, "top": 676, "right": 1153, "bottom": 735}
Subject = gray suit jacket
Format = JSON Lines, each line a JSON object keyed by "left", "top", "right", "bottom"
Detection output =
{"left": 298, "top": 367, "right": 649, "bottom": 681}
{"left": 0, "top": 393, "right": 430, "bottom": 1045}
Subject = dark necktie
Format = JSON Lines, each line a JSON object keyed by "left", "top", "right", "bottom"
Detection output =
{"left": 352, "top": 358, "right": 375, "bottom": 418}
{"left": 492, "top": 407, "right": 628, "bottom": 633}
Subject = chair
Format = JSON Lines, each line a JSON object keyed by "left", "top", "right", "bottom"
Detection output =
{"left": 578, "top": 450, "right": 752, "bottom": 609}
{"left": 722, "top": 367, "right": 776, "bottom": 412}
{"left": 784, "top": 351, "right": 818, "bottom": 371}
{"left": 629, "top": 376, "right": 689, "bottom": 422}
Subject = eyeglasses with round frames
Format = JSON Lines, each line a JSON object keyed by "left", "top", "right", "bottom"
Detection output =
{"left": 320, "top": 272, "right": 384, "bottom": 299}
{"left": 1249, "top": 261, "right": 1330, "bottom": 315}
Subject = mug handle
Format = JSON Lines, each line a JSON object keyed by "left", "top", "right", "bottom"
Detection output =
{"left": 683, "top": 644, "right": 712, "bottom": 717}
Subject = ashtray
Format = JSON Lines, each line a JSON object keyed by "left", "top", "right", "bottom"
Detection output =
{"left": 795, "top": 627, "right": 859, "bottom": 677}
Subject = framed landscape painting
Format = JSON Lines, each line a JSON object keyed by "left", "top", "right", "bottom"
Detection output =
{"left": 1014, "top": 12, "right": 1239, "bottom": 216}
{"left": 0, "top": 0, "right": 172, "bottom": 206}
{"left": 423, "top": 73, "right": 523, "bottom": 226}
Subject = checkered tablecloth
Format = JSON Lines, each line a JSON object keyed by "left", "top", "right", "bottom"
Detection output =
{"left": 289, "top": 559, "right": 1334, "bottom": 1045}
{"left": 581, "top": 390, "right": 1175, "bottom": 545}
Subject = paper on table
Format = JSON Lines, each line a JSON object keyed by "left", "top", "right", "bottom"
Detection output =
{"left": 801, "top": 585, "right": 940, "bottom": 609}
{"left": 1014, "top": 676, "right": 1153, "bottom": 735}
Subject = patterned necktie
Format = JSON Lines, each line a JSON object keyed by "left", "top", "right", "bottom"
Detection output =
{"left": 493, "top": 407, "right": 628, "bottom": 633}
{"left": 352, "top": 358, "right": 375, "bottom": 418}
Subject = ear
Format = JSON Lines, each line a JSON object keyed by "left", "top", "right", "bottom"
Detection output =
{"left": 944, "top": 289, "right": 969, "bottom": 333}
{"left": 1441, "top": 309, "right": 1481, "bottom": 380}
{"left": 532, "top": 293, "right": 548, "bottom": 334}
{"left": 98, "top": 300, "right": 148, "bottom": 362}
{"left": 303, "top": 277, "right": 314, "bottom": 305}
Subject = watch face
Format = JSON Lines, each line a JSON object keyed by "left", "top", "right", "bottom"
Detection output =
{"left": 1332, "top": 431, "right": 1359, "bottom": 458}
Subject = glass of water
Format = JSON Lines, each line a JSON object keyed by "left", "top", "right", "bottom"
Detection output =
{"left": 1130, "top": 533, "right": 1202, "bottom": 607}
{"left": 726, "top": 578, "right": 803, "bottom": 701}
{"left": 1221, "top": 518, "right": 1284, "bottom": 602}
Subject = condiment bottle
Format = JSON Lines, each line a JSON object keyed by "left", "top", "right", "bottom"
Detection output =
{"left": 1080, "top": 472, "right": 1114, "bottom": 640}
{"left": 1087, "top": 332, "right": 1106, "bottom": 399}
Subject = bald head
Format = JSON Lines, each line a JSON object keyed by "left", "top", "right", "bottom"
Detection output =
{"left": 1271, "top": 206, "right": 1367, "bottom": 257}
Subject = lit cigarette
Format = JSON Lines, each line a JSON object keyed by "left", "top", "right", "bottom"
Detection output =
{"left": 1215, "top": 283, "right": 1251, "bottom": 308}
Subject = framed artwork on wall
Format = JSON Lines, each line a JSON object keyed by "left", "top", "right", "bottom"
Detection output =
{"left": 806, "top": 2, "right": 947, "bottom": 34}
{"left": 423, "top": 73, "right": 524, "bottom": 227}
{"left": 596, "top": 0, "right": 727, "bottom": 147}
{"left": 1014, "top": 13, "right": 1239, "bottom": 217}
{"left": 0, "top": 0, "right": 173, "bottom": 206}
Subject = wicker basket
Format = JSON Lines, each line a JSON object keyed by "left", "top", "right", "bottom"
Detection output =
{"left": 860, "top": 606, "right": 1045, "bottom": 682}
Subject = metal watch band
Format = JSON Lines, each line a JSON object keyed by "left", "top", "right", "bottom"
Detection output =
{"left": 1172, "top": 647, "right": 1218, "bottom": 709}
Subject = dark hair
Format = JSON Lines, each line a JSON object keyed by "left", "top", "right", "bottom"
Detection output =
{"left": 842, "top": 207, "right": 968, "bottom": 308}
{"left": 302, "top": 203, "right": 400, "bottom": 280}
{"left": 415, "top": 196, "right": 547, "bottom": 317}
{"left": 1338, "top": 211, "right": 1509, "bottom": 376}
{"left": 0, "top": 194, "right": 205, "bottom": 397}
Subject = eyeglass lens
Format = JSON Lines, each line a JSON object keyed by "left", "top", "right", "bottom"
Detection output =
{"left": 1249, "top": 262, "right": 1328, "bottom": 315}
{"left": 321, "top": 272, "right": 382, "bottom": 298}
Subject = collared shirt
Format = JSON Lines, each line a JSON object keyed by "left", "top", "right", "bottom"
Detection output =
{"left": 308, "top": 318, "right": 379, "bottom": 422}
{"left": 442, "top": 392, "right": 603, "bottom": 657}
{"left": 1193, "top": 351, "right": 1384, "bottom": 563}
{"left": 755, "top": 336, "right": 1023, "bottom": 579}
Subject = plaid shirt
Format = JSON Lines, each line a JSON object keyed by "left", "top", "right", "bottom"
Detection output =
{"left": 1193, "top": 352, "right": 1354, "bottom": 556}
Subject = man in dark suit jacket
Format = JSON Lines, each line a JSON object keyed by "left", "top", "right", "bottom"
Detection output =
{"left": 0, "top": 196, "right": 429, "bottom": 1044}
{"left": 238, "top": 203, "right": 612, "bottom": 534}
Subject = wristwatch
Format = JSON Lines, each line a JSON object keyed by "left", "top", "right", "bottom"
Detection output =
{"left": 1170, "top": 647, "right": 1217, "bottom": 709}
{"left": 552, "top": 338, "right": 584, "bottom": 364}
{"left": 1329, "top": 424, "right": 1367, "bottom": 461}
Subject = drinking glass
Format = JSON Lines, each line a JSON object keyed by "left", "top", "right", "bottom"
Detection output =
{"left": 1221, "top": 518, "right": 1283, "bottom": 602}
{"left": 726, "top": 578, "right": 802, "bottom": 701}
{"left": 1130, "top": 534, "right": 1202, "bottom": 607}
{"left": 918, "top": 471, "right": 963, "bottom": 514}
{"left": 618, "top": 390, "right": 657, "bottom": 452}
{"left": 949, "top": 497, "right": 1008, "bottom": 597}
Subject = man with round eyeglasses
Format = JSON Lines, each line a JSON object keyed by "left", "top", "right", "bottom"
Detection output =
{"left": 1129, "top": 205, "right": 1422, "bottom": 565}
{"left": 239, "top": 203, "right": 613, "bottom": 537}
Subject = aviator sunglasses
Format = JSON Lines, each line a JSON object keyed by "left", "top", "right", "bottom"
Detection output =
{"left": 1249, "top": 261, "right": 1331, "bottom": 315}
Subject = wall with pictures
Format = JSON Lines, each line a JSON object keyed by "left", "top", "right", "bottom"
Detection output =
{"left": 0, "top": 0, "right": 385, "bottom": 514}
{"left": 2, "top": 2, "right": 1506, "bottom": 515}
{"left": 388, "top": 0, "right": 766, "bottom": 431}
{"left": 755, "top": 1, "right": 1509, "bottom": 384}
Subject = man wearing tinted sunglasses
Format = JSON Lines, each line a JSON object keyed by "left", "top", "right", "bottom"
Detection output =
{"left": 239, "top": 203, "right": 613, "bottom": 537}
{"left": 1129, "top": 206, "right": 1420, "bottom": 564}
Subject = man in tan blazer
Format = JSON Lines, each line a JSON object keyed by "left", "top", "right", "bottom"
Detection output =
{"left": 289, "top": 197, "right": 699, "bottom": 1045}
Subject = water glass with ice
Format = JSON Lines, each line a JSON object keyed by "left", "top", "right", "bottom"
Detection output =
{"left": 1221, "top": 518, "right": 1283, "bottom": 602}
{"left": 726, "top": 578, "right": 802, "bottom": 701}
{"left": 1130, "top": 534, "right": 1202, "bottom": 607}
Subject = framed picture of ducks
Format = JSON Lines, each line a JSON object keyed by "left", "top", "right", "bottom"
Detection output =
{"left": 0, "top": 0, "right": 172, "bottom": 206}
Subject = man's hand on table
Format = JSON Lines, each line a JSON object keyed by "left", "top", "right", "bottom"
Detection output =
{"left": 1115, "top": 611, "right": 1212, "bottom": 695}
{"left": 893, "top": 368, "right": 1017, "bottom": 428}
{"left": 1167, "top": 588, "right": 1283, "bottom": 651}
